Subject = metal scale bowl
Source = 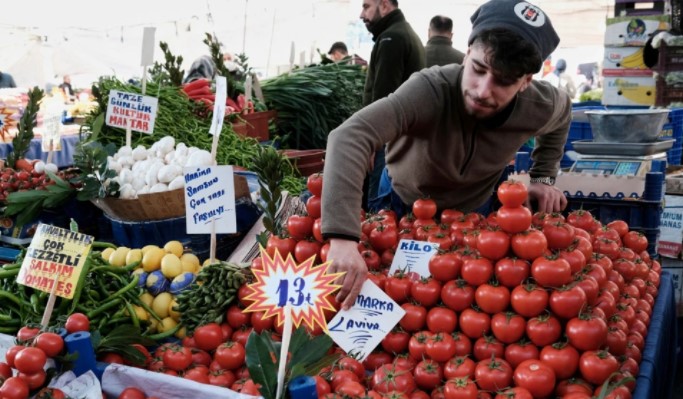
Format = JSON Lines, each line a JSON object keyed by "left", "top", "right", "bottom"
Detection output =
{"left": 569, "top": 109, "right": 674, "bottom": 176}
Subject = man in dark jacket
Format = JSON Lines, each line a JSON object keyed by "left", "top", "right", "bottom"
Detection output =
{"left": 360, "top": 0, "right": 425, "bottom": 209}
{"left": 0, "top": 71, "right": 16, "bottom": 89}
{"left": 425, "top": 15, "right": 465, "bottom": 67}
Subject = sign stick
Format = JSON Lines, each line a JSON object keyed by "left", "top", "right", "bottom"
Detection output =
{"left": 210, "top": 220, "right": 217, "bottom": 264}
{"left": 46, "top": 139, "right": 54, "bottom": 165}
{"left": 40, "top": 273, "right": 60, "bottom": 329}
{"left": 276, "top": 304, "right": 293, "bottom": 399}
{"left": 126, "top": 124, "right": 132, "bottom": 148}
{"left": 141, "top": 67, "right": 148, "bottom": 95}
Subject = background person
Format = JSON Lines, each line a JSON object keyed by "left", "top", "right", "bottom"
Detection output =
{"left": 322, "top": 0, "right": 571, "bottom": 309}
{"left": 0, "top": 71, "right": 16, "bottom": 88}
{"left": 425, "top": 15, "right": 465, "bottom": 67}
{"left": 543, "top": 58, "right": 577, "bottom": 99}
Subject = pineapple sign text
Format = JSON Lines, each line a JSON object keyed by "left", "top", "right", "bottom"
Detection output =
{"left": 105, "top": 90, "right": 158, "bottom": 134}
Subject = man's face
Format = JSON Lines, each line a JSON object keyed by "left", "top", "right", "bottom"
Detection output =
{"left": 360, "top": 0, "right": 383, "bottom": 31}
{"left": 330, "top": 50, "right": 347, "bottom": 61}
{"left": 461, "top": 44, "right": 532, "bottom": 120}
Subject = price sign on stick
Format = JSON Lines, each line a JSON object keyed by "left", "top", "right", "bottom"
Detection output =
{"left": 140, "top": 27, "right": 156, "bottom": 95}
{"left": 243, "top": 247, "right": 343, "bottom": 331}
{"left": 105, "top": 90, "right": 159, "bottom": 144}
{"left": 183, "top": 165, "right": 237, "bottom": 234}
{"left": 388, "top": 239, "right": 439, "bottom": 280}
{"left": 327, "top": 280, "right": 405, "bottom": 362}
{"left": 16, "top": 224, "right": 93, "bottom": 299}
{"left": 41, "top": 111, "right": 62, "bottom": 153}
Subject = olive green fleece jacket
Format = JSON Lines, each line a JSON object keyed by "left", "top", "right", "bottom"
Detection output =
{"left": 322, "top": 64, "right": 572, "bottom": 241}
{"left": 363, "top": 9, "right": 425, "bottom": 106}
{"left": 425, "top": 36, "right": 465, "bottom": 67}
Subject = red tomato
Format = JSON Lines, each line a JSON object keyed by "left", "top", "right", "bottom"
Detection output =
{"left": 531, "top": 256, "right": 572, "bottom": 288}
{"left": 426, "top": 307, "right": 458, "bottom": 334}
{"left": 490, "top": 312, "right": 526, "bottom": 344}
{"left": 335, "top": 380, "right": 366, "bottom": 397}
{"left": 459, "top": 308, "right": 491, "bottom": 339}
{"left": 193, "top": 323, "right": 224, "bottom": 352}
{"left": 549, "top": 286, "right": 587, "bottom": 320}
{"left": 497, "top": 180, "right": 528, "bottom": 207}
{"left": 294, "top": 239, "right": 321, "bottom": 264}
{"left": 339, "top": 356, "right": 365, "bottom": 380}
{"left": 555, "top": 378, "right": 594, "bottom": 397}
{"left": 593, "top": 238, "right": 621, "bottom": 260}
{"left": 473, "top": 357, "right": 513, "bottom": 392}
{"left": 16, "top": 326, "right": 40, "bottom": 342}
{"left": 364, "top": 351, "right": 393, "bottom": 371}
{"left": 429, "top": 252, "right": 462, "bottom": 283}
{"left": 496, "top": 206, "right": 532, "bottom": 234}
{"left": 100, "top": 352, "right": 125, "bottom": 364}
{"left": 559, "top": 247, "right": 587, "bottom": 275}
{"left": 410, "top": 278, "right": 442, "bottom": 308}
{"left": 314, "top": 375, "right": 332, "bottom": 398}
{"left": 370, "top": 225, "right": 399, "bottom": 253}
{"left": 566, "top": 210, "right": 597, "bottom": 232}
{"left": 425, "top": 333, "right": 457, "bottom": 362}
{"left": 14, "top": 347, "right": 47, "bottom": 374}
{"left": 622, "top": 231, "right": 648, "bottom": 253}
{"left": 539, "top": 342, "right": 579, "bottom": 380}
{"left": 511, "top": 230, "right": 548, "bottom": 260}
{"left": 525, "top": 314, "right": 561, "bottom": 347}
{"left": 408, "top": 331, "right": 433, "bottom": 361}
{"left": 17, "top": 370, "right": 46, "bottom": 390}
{"left": 414, "top": 359, "right": 443, "bottom": 391}
{"left": 442, "top": 209, "right": 464, "bottom": 225}
{"left": 543, "top": 221, "right": 576, "bottom": 250}
{"left": 35, "top": 388, "right": 67, "bottom": 399}
{"left": 565, "top": 315, "right": 608, "bottom": 352}
{"left": 494, "top": 387, "right": 533, "bottom": 399}
{"left": 0, "top": 377, "right": 30, "bottom": 399}
{"left": 208, "top": 370, "right": 237, "bottom": 387}
{"left": 307, "top": 173, "right": 323, "bottom": 196}
{"left": 441, "top": 279, "right": 475, "bottom": 312}
{"left": 385, "top": 273, "right": 413, "bottom": 304}
{"left": 504, "top": 341, "right": 539, "bottom": 369}
{"left": 214, "top": 341, "right": 246, "bottom": 370}
{"left": 0, "top": 362, "right": 11, "bottom": 380}
{"left": 451, "top": 331, "right": 473, "bottom": 357}
{"left": 118, "top": 387, "right": 146, "bottom": 399}
{"left": 266, "top": 235, "right": 297, "bottom": 258}
{"left": 443, "top": 377, "right": 478, "bottom": 399}
{"left": 444, "top": 356, "right": 476, "bottom": 380}
{"left": 578, "top": 350, "right": 619, "bottom": 386}
{"left": 35, "top": 332, "right": 64, "bottom": 357}
{"left": 472, "top": 335, "right": 505, "bottom": 361}
{"left": 372, "top": 364, "right": 417, "bottom": 394}
{"left": 494, "top": 257, "right": 529, "bottom": 288}
{"left": 510, "top": 283, "right": 548, "bottom": 318}
{"left": 400, "top": 303, "right": 427, "bottom": 332}
{"left": 474, "top": 284, "right": 510, "bottom": 314}
{"left": 413, "top": 198, "right": 437, "bottom": 220}
{"left": 163, "top": 345, "right": 193, "bottom": 371}
{"left": 287, "top": 214, "right": 314, "bottom": 240}
{"left": 226, "top": 305, "right": 250, "bottom": 329}
{"left": 513, "top": 359, "right": 556, "bottom": 398}
{"left": 65, "top": 313, "right": 90, "bottom": 333}
{"left": 251, "top": 311, "right": 274, "bottom": 333}
{"left": 306, "top": 195, "right": 322, "bottom": 219}
{"left": 476, "top": 228, "right": 510, "bottom": 261}
{"left": 381, "top": 330, "right": 410, "bottom": 354}
{"left": 461, "top": 257, "right": 494, "bottom": 286}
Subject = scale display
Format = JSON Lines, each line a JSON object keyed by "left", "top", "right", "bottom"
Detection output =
{"left": 571, "top": 160, "right": 643, "bottom": 175}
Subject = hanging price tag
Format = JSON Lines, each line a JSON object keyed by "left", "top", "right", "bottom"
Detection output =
{"left": 243, "top": 247, "right": 343, "bottom": 331}
{"left": 388, "top": 239, "right": 439, "bottom": 280}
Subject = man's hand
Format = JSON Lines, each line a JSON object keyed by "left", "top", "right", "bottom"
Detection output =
{"left": 527, "top": 182, "right": 567, "bottom": 213}
{"left": 328, "top": 238, "right": 368, "bottom": 310}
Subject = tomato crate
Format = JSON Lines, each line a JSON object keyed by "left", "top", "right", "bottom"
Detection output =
{"left": 563, "top": 196, "right": 662, "bottom": 255}
{"left": 655, "top": 42, "right": 683, "bottom": 73}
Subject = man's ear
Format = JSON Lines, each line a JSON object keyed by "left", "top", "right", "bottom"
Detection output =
{"left": 519, "top": 74, "right": 534, "bottom": 92}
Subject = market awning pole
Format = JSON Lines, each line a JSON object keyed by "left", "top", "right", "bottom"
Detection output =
{"left": 242, "top": 0, "right": 248, "bottom": 54}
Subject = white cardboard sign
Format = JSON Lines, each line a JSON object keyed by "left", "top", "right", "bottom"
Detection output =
{"left": 326, "top": 280, "right": 405, "bottom": 362}
{"left": 140, "top": 27, "right": 156, "bottom": 66}
{"left": 41, "top": 112, "right": 62, "bottom": 152}
{"left": 183, "top": 165, "right": 237, "bottom": 234}
{"left": 659, "top": 195, "right": 683, "bottom": 258}
{"left": 210, "top": 76, "right": 227, "bottom": 136}
{"left": 105, "top": 90, "right": 158, "bottom": 134}
{"left": 388, "top": 239, "right": 439, "bottom": 279}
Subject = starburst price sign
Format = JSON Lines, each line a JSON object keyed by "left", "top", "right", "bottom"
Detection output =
{"left": 243, "top": 247, "right": 343, "bottom": 331}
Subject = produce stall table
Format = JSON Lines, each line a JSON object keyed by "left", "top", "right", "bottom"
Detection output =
{"left": 0, "top": 127, "right": 81, "bottom": 168}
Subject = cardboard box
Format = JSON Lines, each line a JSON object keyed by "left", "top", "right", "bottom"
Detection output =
{"left": 604, "top": 15, "right": 670, "bottom": 47}
{"left": 666, "top": 167, "right": 683, "bottom": 194}
{"left": 602, "top": 70, "right": 656, "bottom": 106}
{"left": 91, "top": 174, "right": 250, "bottom": 222}
{"left": 661, "top": 257, "right": 683, "bottom": 317}
{"left": 604, "top": 47, "right": 651, "bottom": 70}
{"left": 658, "top": 194, "right": 683, "bottom": 258}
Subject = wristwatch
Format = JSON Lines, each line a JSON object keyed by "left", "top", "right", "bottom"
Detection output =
{"left": 529, "top": 176, "right": 556, "bottom": 186}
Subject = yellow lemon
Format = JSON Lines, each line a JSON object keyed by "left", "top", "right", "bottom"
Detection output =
{"left": 164, "top": 240, "right": 184, "bottom": 257}
{"left": 160, "top": 254, "right": 183, "bottom": 279}
{"left": 180, "top": 259, "right": 198, "bottom": 274}
{"left": 132, "top": 305, "right": 149, "bottom": 321}
{"left": 141, "top": 245, "right": 160, "bottom": 255}
{"left": 108, "top": 247, "right": 130, "bottom": 267}
{"left": 100, "top": 247, "right": 115, "bottom": 262}
{"left": 159, "top": 317, "right": 177, "bottom": 333}
{"left": 175, "top": 326, "right": 186, "bottom": 339}
{"left": 125, "top": 249, "right": 143, "bottom": 266}
{"left": 142, "top": 247, "right": 166, "bottom": 272}
{"left": 180, "top": 253, "right": 200, "bottom": 268}
{"left": 139, "top": 292, "right": 154, "bottom": 307}
{"left": 152, "top": 292, "right": 173, "bottom": 319}
{"left": 148, "top": 317, "right": 159, "bottom": 332}
{"left": 168, "top": 299, "right": 181, "bottom": 321}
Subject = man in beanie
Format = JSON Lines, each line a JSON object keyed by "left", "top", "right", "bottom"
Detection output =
{"left": 321, "top": 0, "right": 572, "bottom": 309}
{"left": 359, "top": 0, "right": 425, "bottom": 210}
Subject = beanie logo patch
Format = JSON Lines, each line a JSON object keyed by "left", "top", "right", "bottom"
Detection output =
{"left": 514, "top": 2, "right": 546, "bottom": 28}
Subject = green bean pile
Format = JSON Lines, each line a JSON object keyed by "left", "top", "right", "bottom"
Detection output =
{"left": 261, "top": 62, "right": 365, "bottom": 150}
{"left": 174, "top": 261, "right": 247, "bottom": 331}
{"left": 0, "top": 242, "right": 161, "bottom": 337}
{"left": 82, "top": 77, "right": 304, "bottom": 194}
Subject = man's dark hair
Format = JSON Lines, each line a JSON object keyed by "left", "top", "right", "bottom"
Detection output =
{"left": 429, "top": 15, "right": 453, "bottom": 34}
{"left": 388, "top": 0, "right": 398, "bottom": 6}
{"left": 471, "top": 28, "right": 542, "bottom": 81}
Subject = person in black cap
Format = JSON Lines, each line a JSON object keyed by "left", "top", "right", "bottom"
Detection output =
{"left": 321, "top": 0, "right": 573, "bottom": 309}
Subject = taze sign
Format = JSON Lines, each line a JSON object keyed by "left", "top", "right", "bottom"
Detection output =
{"left": 243, "top": 247, "right": 342, "bottom": 331}
{"left": 16, "top": 224, "right": 93, "bottom": 299}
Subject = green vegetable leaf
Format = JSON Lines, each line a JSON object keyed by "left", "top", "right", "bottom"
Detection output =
{"left": 246, "top": 331, "right": 279, "bottom": 399}
{"left": 287, "top": 328, "right": 333, "bottom": 370}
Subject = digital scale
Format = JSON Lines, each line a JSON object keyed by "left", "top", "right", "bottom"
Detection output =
{"left": 568, "top": 139, "right": 674, "bottom": 177}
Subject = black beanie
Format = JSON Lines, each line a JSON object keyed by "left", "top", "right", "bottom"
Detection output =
{"left": 468, "top": 0, "right": 559, "bottom": 63}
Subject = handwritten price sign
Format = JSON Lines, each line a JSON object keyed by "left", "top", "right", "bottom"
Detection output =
{"left": 243, "top": 247, "right": 342, "bottom": 331}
